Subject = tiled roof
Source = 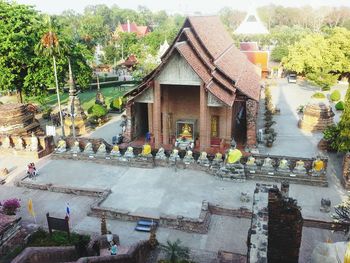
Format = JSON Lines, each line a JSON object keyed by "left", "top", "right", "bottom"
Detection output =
{"left": 207, "top": 81, "right": 235, "bottom": 106}
{"left": 126, "top": 16, "right": 260, "bottom": 103}
{"left": 176, "top": 42, "right": 212, "bottom": 84}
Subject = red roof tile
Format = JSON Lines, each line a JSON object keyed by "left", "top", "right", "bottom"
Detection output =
{"left": 176, "top": 42, "right": 212, "bottom": 84}
{"left": 126, "top": 16, "right": 260, "bottom": 102}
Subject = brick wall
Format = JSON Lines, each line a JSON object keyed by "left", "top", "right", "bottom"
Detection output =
{"left": 267, "top": 189, "right": 303, "bottom": 263}
{"left": 343, "top": 153, "right": 350, "bottom": 189}
{"left": 246, "top": 99, "right": 258, "bottom": 148}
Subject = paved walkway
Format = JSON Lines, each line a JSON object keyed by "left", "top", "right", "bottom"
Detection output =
{"left": 86, "top": 112, "right": 124, "bottom": 144}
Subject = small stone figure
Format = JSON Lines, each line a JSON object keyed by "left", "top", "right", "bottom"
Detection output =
{"left": 155, "top": 147, "right": 167, "bottom": 160}
{"left": 124, "top": 146, "right": 134, "bottom": 158}
{"left": 110, "top": 145, "right": 121, "bottom": 157}
{"left": 320, "top": 198, "right": 331, "bottom": 213}
{"left": 277, "top": 158, "right": 290, "bottom": 172}
{"left": 56, "top": 138, "right": 67, "bottom": 153}
{"left": 27, "top": 132, "right": 39, "bottom": 152}
{"left": 183, "top": 150, "right": 194, "bottom": 164}
{"left": 169, "top": 149, "right": 180, "bottom": 162}
{"left": 15, "top": 137, "right": 25, "bottom": 151}
{"left": 293, "top": 160, "right": 306, "bottom": 174}
{"left": 83, "top": 142, "right": 94, "bottom": 155}
{"left": 197, "top": 151, "right": 210, "bottom": 166}
{"left": 311, "top": 156, "right": 325, "bottom": 176}
{"left": 140, "top": 144, "right": 152, "bottom": 157}
{"left": 261, "top": 156, "right": 274, "bottom": 172}
{"left": 96, "top": 143, "right": 107, "bottom": 157}
{"left": 211, "top": 152, "right": 223, "bottom": 167}
{"left": 70, "top": 140, "right": 81, "bottom": 154}
{"left": 1, "top": 135, "right": 11, "bottom": 149}
{"left": 240, "top": 192, "right": 250, "bottom": 203}
{"left": 245, "top": 156, "right": 258, "bottom": 171}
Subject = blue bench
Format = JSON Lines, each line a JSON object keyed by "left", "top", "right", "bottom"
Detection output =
{"left": 135, "top": 219, "right": 158, "bottom": 232}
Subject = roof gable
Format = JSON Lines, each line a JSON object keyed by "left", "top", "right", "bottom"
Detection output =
{"left": 127, "top": 16, "right": 261, "bottom": 103}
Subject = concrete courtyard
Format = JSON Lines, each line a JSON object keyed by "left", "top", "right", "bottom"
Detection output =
{"left": 25, "top": 158, "right": 344, "bottom": 221}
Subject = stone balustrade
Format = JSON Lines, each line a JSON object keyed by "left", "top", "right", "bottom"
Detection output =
{"left": 53, "top": 137, "right": 329, "bottom": 187}
{"left": 0, "top": 134, "right": 54, "bottom": 159}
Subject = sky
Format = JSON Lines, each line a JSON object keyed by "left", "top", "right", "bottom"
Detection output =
{"left": 16, "top": 0, "right": 350, "bottom": 15}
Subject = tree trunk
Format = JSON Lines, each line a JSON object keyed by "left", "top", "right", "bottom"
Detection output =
{"left": 17, "top": 89, "right": 23, "bottom": 104}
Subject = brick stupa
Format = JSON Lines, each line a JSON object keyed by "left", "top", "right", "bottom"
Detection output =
{"left": 0, "top": 103, "right": 41, "bottom": 135}
{"left": 298, "top": 102, "right": 334, "bottom": 132}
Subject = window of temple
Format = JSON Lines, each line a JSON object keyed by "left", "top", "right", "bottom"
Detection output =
{"left": 211, "top": 116, "right": 219, "bottom": 137}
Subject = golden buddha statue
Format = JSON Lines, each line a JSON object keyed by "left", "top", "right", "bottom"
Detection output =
{"left": 345, "top": 242, "right": 350, "bottom": 263}
{"left": 180, "top": 123, "right": 192, "bottom": 139}
{"left": 141, "top": 144, "right": 152, "bottom": 156}
{"left": 214, "top": 152, "right": 223, "bottom": 161}
{"left": 112, "top": 145, "right": 119, "bottom": 152}
{"left": 313, "top": 158, "right": 324, "bottom": 172}
{"left": 227, "top": 148, "right": 242, "bottom": 164}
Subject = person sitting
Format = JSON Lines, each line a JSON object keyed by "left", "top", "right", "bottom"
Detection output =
{"left": 110, "top": 241, "right": 118, "bottom": 255}
{"left": 27, "top": 163, "right": 37, "bottom": 178}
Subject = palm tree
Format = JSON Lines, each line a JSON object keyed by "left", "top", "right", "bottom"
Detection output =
{"left": 36, "top": 16, "right": 65, "bottom": 137}
{"left": 160, "top": 239, "right": 190, "bottom": 263}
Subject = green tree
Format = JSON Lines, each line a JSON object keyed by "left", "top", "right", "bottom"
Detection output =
{"left": 336, "top": 87, "right": 350, "bottom": 152}
{"left": 0, "top": 1, "right": 43, "bottom": 102}
{"left": 160, "top": 239, "right": 190, "bottom": 263}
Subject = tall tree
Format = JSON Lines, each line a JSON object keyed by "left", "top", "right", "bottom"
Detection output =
{"left": 336, "top": 87, "right": 350, "bottom": 152}
{"left": 0, "top": 1, "right": 42, "bottom": 102}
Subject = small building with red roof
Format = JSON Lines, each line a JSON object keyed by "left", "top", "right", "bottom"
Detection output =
{"left": 116, "top": 20, "right": 149, "bottom": 37}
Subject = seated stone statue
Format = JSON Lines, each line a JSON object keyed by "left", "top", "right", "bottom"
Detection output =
{"left": 124, "top": 146, "right": 134, "bottom": 158}
{"left": 83, "top": 142, "right": 94, "bottom": 155}
{"left": 293, "top": 160, "right": 306, "bottom": 174}
{"left": 198, "top": 152, "right": 210, "bottom": 166}
{"left": 169, "top": 149, "right": 180, "bottom": 162}
{"left": 96, "top": 143, "right": 107, "bottom": 156}
{"left": 277, "top": 158, "right": 290, "bottom": 172}
{"left": 56, "top": 138, "right": 67, "bottom": 153}
{"left": 261, "top": 156, "right": 275, "bottom": 172}
{"left": 1, "top": 135, "right": 11, "bottom": 149}
{"left": 110, "top": 145, "right": 121, "bottom": 157}
{"left": 211, "top": 152, "right": 223, "bottom": 169}
{"left": 15, "top": 137, "right": 25, "bottom": 151}
{"left": 70, "top": 140, "right": 81, "bottom": 154}
{"left": 140, "top": 144, "right": 152, "bottom": 157}
{"left": 245, "top": 156, "right": 258, "bottom": 171}
{"left": 311, "top": 157, "right": 325, "bottom": 176}
{"left": 183, "top": 150, "right": 194, "bottom": 164}
{"left": 155, "top": 147, "right": 167, "bottom": 160}
{"left": 226, "top": 148, "right": 242, "bottom": 165}
{"left": 29, "top": 133, "right": 39, "bottom": 152}
{"left": 246, "top": 156, "right": 256, "bottom": 166}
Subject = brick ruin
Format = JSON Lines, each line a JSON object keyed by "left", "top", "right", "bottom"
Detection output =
{"left": 343, "top": 152, "right": 350, "bottom": 189}
{"left": 298, "top": 102, "right": 334, "bottom": 132}
{"left": 248, "top": 183, "right": 303, "bottom": 263}
{"left": 0, "top": 103, "right": 41, "bottom": 135}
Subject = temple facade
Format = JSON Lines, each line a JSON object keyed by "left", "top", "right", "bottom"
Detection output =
{"left": 124, "top": 16, "right": 261, "bottom": 151}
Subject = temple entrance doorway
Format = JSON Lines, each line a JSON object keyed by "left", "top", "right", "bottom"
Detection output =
{"left": 134, "top": 102, "right": 148, "bottom": 138}
{"left": 232, "top": 101, "right": 247, "bottom": 145}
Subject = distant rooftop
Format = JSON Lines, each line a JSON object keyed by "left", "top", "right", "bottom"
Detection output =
{"left": 234, "top": 10, "right": 269, "bottom": 35}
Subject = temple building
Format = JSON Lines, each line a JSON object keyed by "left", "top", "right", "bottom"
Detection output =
{"left": 115, "top": 20, "right": 149, "bottom": 37}
{"left": 234, "top": 10, "right": 270, "bottom": 78}
{"left": 124, "top": 16, "right": 261, "bottom": 151}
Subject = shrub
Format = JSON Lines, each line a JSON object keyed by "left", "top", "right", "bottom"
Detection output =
{"left": 1, "top": 198, "right": 21, "bottom": 215}
{"left": 110, "top": 97, "right": 123, "bottom": 110}
{"left": 88, "top": 104, "right": 108, "bottom": 118}
{"left": 335, "top": 101, "right": 345, "bottom": 110}
{"left": 323, "top": 124, "right": 340, "bottom": 151}
{"left": 311, "top": 92, "right": 326, "bottom": 99}
{"left": 330, "top": 90, "right": 341, "bottom": 102}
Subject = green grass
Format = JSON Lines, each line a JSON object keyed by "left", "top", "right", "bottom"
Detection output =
{"left": 23, "top": 85, "right": 136, "bottom": 111}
